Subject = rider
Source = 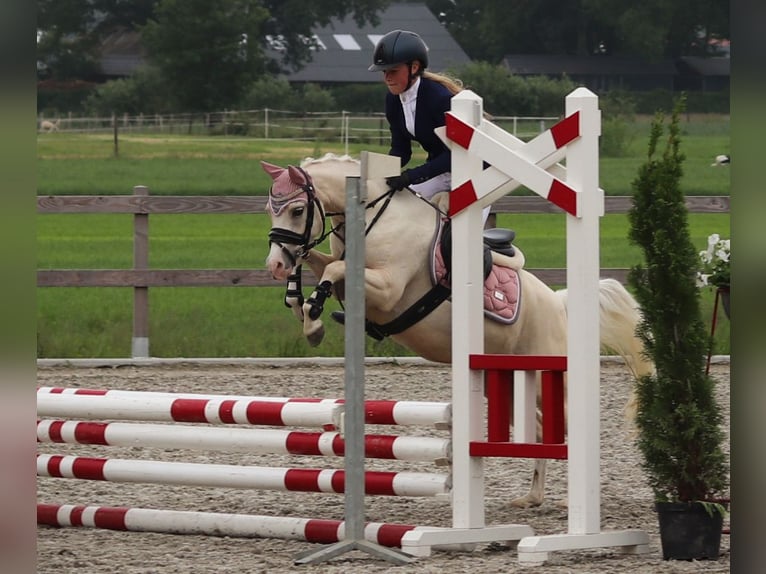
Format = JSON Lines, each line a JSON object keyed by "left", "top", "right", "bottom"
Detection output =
{"left": 370, "top": 29, "right": 492, "bottom": 223}
{"left": 331, "top": 30, "right": 507, "bottom": 332}
{"left": 369, "top": 30, "right": 458, "bottom": 200}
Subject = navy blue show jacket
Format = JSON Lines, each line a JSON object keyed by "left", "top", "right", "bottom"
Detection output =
{"left": 385, "top": 77, "right": 453, "bottom": 185}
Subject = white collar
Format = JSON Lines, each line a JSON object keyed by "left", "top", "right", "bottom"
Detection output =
{"left": 399, "top": 76, "right": 420, "bottom": 105}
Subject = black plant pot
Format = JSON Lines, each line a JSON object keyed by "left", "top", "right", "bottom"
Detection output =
{"left": 719, "top": 287, "right": 730, "bottom": 319}
{"left": 655, "top": 502, "right": 723, "bottom": 560}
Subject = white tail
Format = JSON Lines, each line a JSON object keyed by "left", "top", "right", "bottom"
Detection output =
{"left": 556, "top": 278, "right": 653, "bottom": 421}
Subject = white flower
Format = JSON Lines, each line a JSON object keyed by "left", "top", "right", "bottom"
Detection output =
{"left": 697, "top": 233, "right": 730, "bottom": 288}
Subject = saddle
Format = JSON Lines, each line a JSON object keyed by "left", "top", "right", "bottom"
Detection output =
{"left": 433, "top": 219, "right": 524, "bottom": 325}
{"left": 439, "top": 220, "right": 517, "bottom": 279}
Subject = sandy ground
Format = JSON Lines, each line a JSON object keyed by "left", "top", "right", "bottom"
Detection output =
{"left": 36, "top": 360, "right": 730, "bottom": 573}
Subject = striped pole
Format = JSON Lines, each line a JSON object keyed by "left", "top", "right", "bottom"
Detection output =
{"left": 37, "top": 387, "right": 451, "bottom": 428}
{"left": 37, "top": 454, "right": 450, "bottom": 496}
{"left": 37, "top": 419, "right": 451, "bottom": 462}
{"left": 37, "top": 393, "right": 342, "bottom": 430}
{"left": 38, "top": 503, "right": 435, "bottom": 548}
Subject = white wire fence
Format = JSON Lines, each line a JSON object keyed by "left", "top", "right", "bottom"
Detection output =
{"left": 38, "top": 109, "right": 560, "bottom": 151}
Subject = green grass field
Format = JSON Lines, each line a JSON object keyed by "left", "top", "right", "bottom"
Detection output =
{"left": 37, "top": 123, "right": 730, "bottom": 358}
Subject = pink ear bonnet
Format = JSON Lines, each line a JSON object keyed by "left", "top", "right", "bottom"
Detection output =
{"left": 261, "top": 161, "right": 311, "bottom": 215}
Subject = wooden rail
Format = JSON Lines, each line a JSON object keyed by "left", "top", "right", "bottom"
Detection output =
{"left": 37, "top": 188, "right": 729, "bottom": 356}
{"left": 37, "top": 194, "right": 730, "bottom": 215}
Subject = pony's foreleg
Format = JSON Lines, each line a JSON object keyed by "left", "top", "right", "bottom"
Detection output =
{"left": 283, "top": 250, "right": 337, "bottom": 324}
{"left": 301, "top": 260, "right": 347, "bottom": 347}
{"left": 283, "top": 271, "right": 305, "bottom": 322}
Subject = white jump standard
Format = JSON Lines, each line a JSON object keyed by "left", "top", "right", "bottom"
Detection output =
{"left": 438, "top": 87, "right": 649, "bottom": 564}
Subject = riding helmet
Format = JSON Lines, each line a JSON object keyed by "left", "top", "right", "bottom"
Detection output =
{"left": 368, "top": 30, "right": 428, "bottom": 72}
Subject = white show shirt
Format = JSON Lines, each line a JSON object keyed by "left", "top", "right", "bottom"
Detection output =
{"left": 399, "top": 76, "right": 420, "bottom": 137}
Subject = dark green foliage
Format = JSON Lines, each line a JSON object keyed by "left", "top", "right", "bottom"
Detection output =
{"left": 627, "top": 95, "right": 728, "bottom": 503}
{"left": 83, "top": 67, "right": 175, "bottom": 116}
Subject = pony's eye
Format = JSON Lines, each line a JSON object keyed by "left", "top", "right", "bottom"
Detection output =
{"left": 292, "top": 206, "right": 305, "bottom": 218}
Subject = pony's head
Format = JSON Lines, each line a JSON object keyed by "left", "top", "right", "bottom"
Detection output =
{"left": 261, "top": 160, "right": 326, "bottom": 280}
{"left": 263, "top": 161, "right": 312, "bottom": 216}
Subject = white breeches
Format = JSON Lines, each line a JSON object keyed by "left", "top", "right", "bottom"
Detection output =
{"left": 411, "top": 172, "right": 491, "bottom": 224}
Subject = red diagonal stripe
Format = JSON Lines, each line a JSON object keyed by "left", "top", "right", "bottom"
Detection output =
{"left": 445, "top": 113, "right": 474, "bottom": 149}
{"left": 550, "top": 111, "right": 580, "bottom": 149}
{"left": 548, "top": 179, "right": 578, "bottom": 216}
{"left": 449, "top": 179, "right": 478, "bottom": 216}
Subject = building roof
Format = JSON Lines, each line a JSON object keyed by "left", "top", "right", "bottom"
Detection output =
{"left": 100, "top": 30, "right": 145, "bottom": 77}
{"left": 269, "top": 2, "right": 471, "bottom": 83}
{"left": 96, "top": 3, "right": 470, "bottom": 83}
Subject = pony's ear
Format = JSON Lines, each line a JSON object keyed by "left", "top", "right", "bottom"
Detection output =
{"left": 260, "top": 161, "right": 286, "bottom": 182}
{"left": 287, "top": 165, "right": 309, "bottom": 187}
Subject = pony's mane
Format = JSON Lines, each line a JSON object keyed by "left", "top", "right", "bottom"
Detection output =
{"left": 300, "top": 153, "right": 359, "bottom": 168}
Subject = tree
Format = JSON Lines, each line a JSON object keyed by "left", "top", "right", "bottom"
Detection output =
{"left": 627, "top": 97, "right": 728, "bottom": 503}
{"left": 140, "top": 0, "right": 271, "bottom": 112}
{"left": 140, "top": 0, "right": 386, "bottom": 112}
{"left": 37, "top": 0, "right": 160, "bottom": 80}
{"left": 37, "top": 0, "right": 102, "bottom": 80}
{"left": 426, "top": 0, "right": 729, "bottom": 62}
{"left": 38, "top": 0, "right": 388, "bottom": 110}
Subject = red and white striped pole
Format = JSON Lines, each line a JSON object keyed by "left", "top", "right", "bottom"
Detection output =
{"left": 37, "top": 454, "right": 449, "bottom": 497}
{"left": 38, "top": 503, "right": 427, "bottom": 548}
{"left": 37, "top": 387, "right": 451, "bottom": 429}
{"left": 37, "top": 419, "right": 451, "bottom": 462}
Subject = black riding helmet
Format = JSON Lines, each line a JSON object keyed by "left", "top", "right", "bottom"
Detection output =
{"left": 368, "top": 30, "right": 428, "bottom": 72}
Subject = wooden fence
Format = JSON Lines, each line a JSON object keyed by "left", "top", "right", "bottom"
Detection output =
{"left": 38, "top": 188, "right": 729, "bottom": 356}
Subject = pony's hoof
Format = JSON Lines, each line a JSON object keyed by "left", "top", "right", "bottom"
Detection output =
{"left": 508, "top": 495, "right": 543, "bottom": 509}
{"left": 306, "top": 324, "right": 325, "bottom": 347}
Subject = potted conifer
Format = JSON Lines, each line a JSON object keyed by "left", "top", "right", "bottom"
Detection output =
{"left": 626, "top": 97, "right": 729, "bottom": 560}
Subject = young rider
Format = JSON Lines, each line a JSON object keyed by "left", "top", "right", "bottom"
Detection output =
{"left": 369, "top": 29, "right": 491, "bottom": 223}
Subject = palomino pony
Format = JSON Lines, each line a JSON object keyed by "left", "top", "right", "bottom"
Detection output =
{"left": 262, "top": 153, "right": 652, "bottom": 508}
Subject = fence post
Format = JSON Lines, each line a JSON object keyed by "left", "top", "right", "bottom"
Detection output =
{"left": 343, "top": 110, "right": 349, "bottom": 155}
{"left": 132, "top": 185, "right": 150, "bottom": 358}
{"left": 112, "top": 114, "right": 118, "bottom": 157}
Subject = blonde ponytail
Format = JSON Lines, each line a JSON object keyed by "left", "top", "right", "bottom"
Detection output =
{"left": 423, "top": 70, "right": 463, "bottom": 96}
{"left": 423, "top": 70, "right": 493, "bottom": 119}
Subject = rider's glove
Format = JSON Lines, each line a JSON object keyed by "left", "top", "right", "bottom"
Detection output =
{"left": 385, "top": 171, "right": 411, "bottom": 191}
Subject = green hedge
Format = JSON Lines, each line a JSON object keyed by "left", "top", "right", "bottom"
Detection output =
{"left": 37, "top": 74, "right": 730, "bottom": 117}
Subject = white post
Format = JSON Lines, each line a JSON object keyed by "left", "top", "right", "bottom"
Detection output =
{"left": 564, "top": 88, "right": 603, "bottom": 535}
{"left": 449, "top": 90, "right": 487, "bottom": 529}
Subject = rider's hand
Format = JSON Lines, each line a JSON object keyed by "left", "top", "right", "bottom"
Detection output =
{"left": 386, "top": 171, "right": 411, "bottom": 191}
